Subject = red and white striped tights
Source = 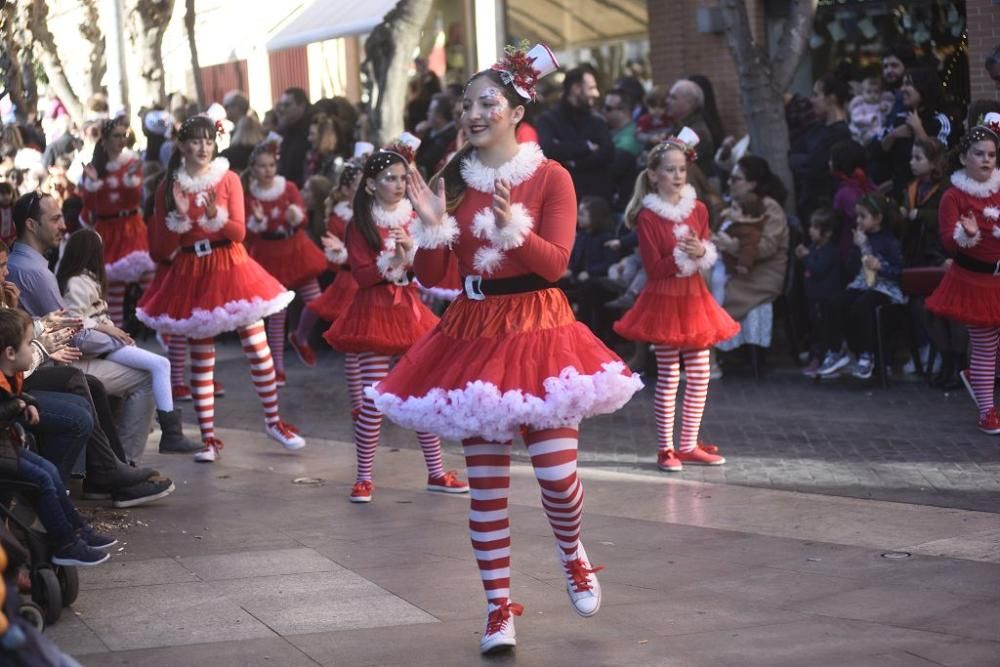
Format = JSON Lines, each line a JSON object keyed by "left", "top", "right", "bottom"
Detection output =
{"left": 265, "top": 280, "right": 323, "bottom": 374}
{"left": 463, "top": 427, "right": 583, "bottom": 604}
{"left": 344, "top": 353, "right": 364, "bottom": 413}
{"left": 967, "top": 326, "right": 999, "bottom": 417}
{"left": 188, "top": 320, "right": 282, "bottom": 442}
{"left": 652, "top": 345, "right": 711, "bottom": 453}
{"left": 168, "top": 335, "right": 188, "bottom": 388}
{"left": 106, "top": 273, "right": 153, "bottom": 329}
{"left": 353, "top": 352, "right": 445, "bottom": 482}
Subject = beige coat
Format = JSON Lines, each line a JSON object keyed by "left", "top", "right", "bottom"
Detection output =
{"left": 716, "top": 196, "right": 789, "bottom": 321}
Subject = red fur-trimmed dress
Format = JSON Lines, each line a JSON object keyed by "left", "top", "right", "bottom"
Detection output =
{"left": 80, "top": 148, "right": 156, "bottom": 283}
{"left": 244, "top": 175, "right": 328, "bottom": 289}
{"left": 308, "top": 201, "right": 359, "bottom": 323}
{"left": 137, "top": 158, "right": 293, "bottom": 338}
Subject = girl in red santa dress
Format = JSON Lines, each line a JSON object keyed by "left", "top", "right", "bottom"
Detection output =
{"left": 614, "top": 132, "right": 739, "bottom": 473}
{"left": 81, "top": 116, "right": 156, "bottom": 327}
{"left": 926, "top": 113, "right": 1000, "bottom": 434}
{"left": 292, "top": 158, "right": 363, "bottom": 409}
{"left": 323, "top": 133, "right": 469, "bottom": 503}
{"left": 242, "top": 140, "right": 328, "bottom": 386}
{"left": 137, "top": 115, "right": 305, "bottom": 462}
{"left": 369, "top": 44, "right": 643, "bottom": 654}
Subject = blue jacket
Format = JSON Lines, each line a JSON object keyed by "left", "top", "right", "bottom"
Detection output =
{"left": 802, "top": 241, "right": 840, "bottom": 300}
{"left": 569, "top": 230, "right": 617, "bottom": 278}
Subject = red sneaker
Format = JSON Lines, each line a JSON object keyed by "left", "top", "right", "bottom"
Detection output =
{"left": 350, "top": 480, "right": 373, "bottom": 503}
{"left": 288, "top": 332, "right": 317, "bottom": 368}
{"left": 698, "top": 442, "right": 720, "bottom": 454}
{"left": 978, "top": 407, "right": 1000, "bottom": 435}
{"left": 427, "top": 470, "right": 469, "bottom": 493}
{"left": 172, "top": 385, "right": 192, "bottom": 401}
{"left": 214, "top": 381, "right": 226, "bottom": 397}
{"left": 657, "top": 449, "right": 683, "bottom": 472}
{"left": 275, "top": 371, "right": 287, "bottom": 388}
{"left": 676, "top": 448, "right": 726, "bottom": 466}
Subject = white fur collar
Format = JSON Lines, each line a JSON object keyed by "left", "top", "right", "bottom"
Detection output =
{"left": 106, "top": 148, "right": 138, "bottom": 172}
{"left": 460, "top": 143, "right": 545, "bottom": 193}
{"left": 249, "top": 176, "right": 286, "bottom": 202}
{"left": 333, "top": 201, "right": 353, "bottom": 222}
{"left": 372, "top": 199, "right": 413, "bottom": 229}
{"left": 176, "top": 158, "right": 230, "bottom": 194}
{"left": 642, "top": 186, "right": 697, "bottom": 222}
{"left": 950, "top": 169, "right": 1000, "bottom": 198}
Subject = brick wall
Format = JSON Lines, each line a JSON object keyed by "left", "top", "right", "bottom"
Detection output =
{"left": 967, "top": 0, "right": 1000, "bottom": 103}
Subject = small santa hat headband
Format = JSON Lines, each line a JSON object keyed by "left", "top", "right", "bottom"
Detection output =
{"left": 656, "top": 126, "right": 700, "bottom": 162}
{"left": 380, "top": 132, "right": 421, "bottom": 164}
{"left": 491, "top": 41, "right": 559, "bottom": 102}
{"left": 354, "top": 141, "right": 375, "bottom": 159}
{"left": 143, "top": 110, "right": 172, "bottom": 137}
{"left": 962, "top": 112, "right": 1000, "bottom": 152}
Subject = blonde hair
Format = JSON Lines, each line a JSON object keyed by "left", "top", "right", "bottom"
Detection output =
{"left": 624, "top": 142, "right": 686, "bottom": 228}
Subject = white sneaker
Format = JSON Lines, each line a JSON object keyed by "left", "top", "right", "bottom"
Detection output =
{"left": 558, "top": 542, "right": 602, "bottom": 617}
{"left": 265, "top": 421, "right": 305, "bottom": 450}
{"left": 480, "top": 601, "right": 521, "bottom": 654}
{"left": 193, "top": 441, "right": 221, "bottom": 463}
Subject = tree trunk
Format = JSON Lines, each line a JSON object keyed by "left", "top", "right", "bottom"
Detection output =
{"left": 25, "top": 0, "right": 84, "bottom": 126}
{"left": 364, "top": 0, "right": 433, "bottom": 144}
{"left": 184, "top": 0, "right": 205, "bottom": 108}
{"left": 125, "top": 0, "right": 176, "bottom": 108}
{"left": 719, "top": 0, "right": 817, "bottom": 212}
{"left": 79, "top": 0, "right": 106, "bottom": 101}
{"left": 0, "top": 4, "right": 29, "bottom": 121}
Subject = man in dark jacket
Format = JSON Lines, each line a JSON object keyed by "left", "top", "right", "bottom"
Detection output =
{"left": 275, "top": 87, "right": 312, "bottom": 188}
{"left": 415, "top": 93, "right": 457, "bottom": 178}
{"left": 537, "top": 66, "right": 615, "bottom": 201}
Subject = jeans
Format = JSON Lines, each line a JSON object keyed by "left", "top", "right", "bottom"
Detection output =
{"left": 29, "top": 391, "right": 93, "bottom": 483}
{"left": 72, "top": 357, "right": 155, "bottom": 464}
{"left": 17, "top": 448, "right": 84, "bottom": 547}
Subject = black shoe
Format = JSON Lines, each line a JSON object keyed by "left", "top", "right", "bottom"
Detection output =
{"left": 79, "top": 525, "right": 118, "bottom": 549}
{"left": 53, "top": 539, "right": 111, "bottom": 567}
{"left": 111, "top": 478, "right": 176, "bottom": 509}
{"left": 86, "top": 465, "right": 155, "bottom": 493}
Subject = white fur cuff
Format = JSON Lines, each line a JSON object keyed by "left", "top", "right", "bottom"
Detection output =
{"left": 696, "top": 240, "right": 719, "bottom": 272}
{"left": 673, "top": 241, "right": 716, "bottom": 277}
{"left": 410, "top": 214, "right": 459, "bottom": 249}
{"left": 165, "top": 211, "right": 193, "bottom": 234}
{"left": 199, "top": 206, "right": 229, "bottom": 233}
{"left": 954, "top": 223, "right": 981, "bottom": 249}
{"left": 286, "top": 204, "right": 305, "bottom": 227}
{"left": 376, "top": 248, "right": 414, "bottom": 284}
{"left": 246, "top": 214, "right": 268, "bottom": 234}
{"left": 123, "top": 173, "right": 142, "bottom": 189}
{"left": 82, "top": 176, "right": 103, "bottom": 192}
{"left": 325, "top": 246, "right": 348, "bottom": 264}
{"left": 490, "top": 203, "right": 533, "bottom": 250}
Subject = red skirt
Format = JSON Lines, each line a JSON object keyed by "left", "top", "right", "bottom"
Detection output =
{"left": 926, "top": 264, "right": 1000, "bottom": 327}
{"left": 614, "top": 275, "right": 739, "bottom": 349}
{"left": 323, "top": 283, "right": 438, "bottom": 355}
{"left": 95, "top": 214, "right": 156, "bottom": 283}
{"left": 137, "top": 242, "right": 293, "bottom": 338}
{"left": 308, "top": 268, "right": 358, "bottom": 322}
{"left": 247, "top": 229, "right": 328, "bottom": 289}
{"left": 370, "top": 288, "right": 643, "bottom": 441}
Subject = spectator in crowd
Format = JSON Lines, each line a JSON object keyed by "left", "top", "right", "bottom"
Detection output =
{"left": 987, "top": 44, "right": 1000, "bottom": 90}
{"left": 220, "top": 114, "right": 265, "bottom": 173}
{"left": 306, "top": 116, "right": 348, "bottom": 182}
{"left": 222, "top": 90, "right": 250, "bottom": 125}
{"left": 613, "top": 76, "right": 648, "bottom": 121}
{"left": 790, "top": 74, "right": 852, "bottom": 223}
{"left": 666, "top": 79, "right": 715, "bottom": 176}
{"left": 636, "top": 86, "right": 670, "bottom": 150}
{"left": 868, "top": 43, "right": 917, "bottom": 185}
{"left": 0, "top": 183, "right": 13, "bottom": 248}
{"left": 881, "top": 43, "right": 916, "bottom": 95}
{"left": 848, "top": 74, "right": 893, "bottom": 145}
{"left": 603, "top": 88, "right": 643, "bottom": 157}
{"left": 796, "top": 208, "right": 840, "bottom": 377}
{"left": 688, "top": 74, "right": 725, "bottom": 162}
{"left": 817, "top": 194, "right": 904, "bottom": 380}
{"left": 275, "top": 87, "right": 312, "bottom": 188}
{"left": 415, "top": 93, "right": 457, "bottom": 178}
{"left": 537, "top": 65, "right": 614, "bottom": 201}
{"left": 564, "top": 196, "right": 619, "bottom": 342}
{"left": 404, "top": 57, "right": 442, "bottom": 132}
{"left": 829, "top": 139, "right": 877, "bottom": 264}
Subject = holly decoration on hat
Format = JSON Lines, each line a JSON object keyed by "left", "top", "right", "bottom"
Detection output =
{"left": 492, "top": 40, "right": 543, "bottom": 101}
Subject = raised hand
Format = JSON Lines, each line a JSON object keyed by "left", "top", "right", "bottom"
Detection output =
{"left": 2, "top": 281, "right": 19, "bottom": 306}
{"left": 251, "top": 201, "right": 265, "bottom": 221}
{"left": 679, "top": 233, "right": 705, "bottom": 258}
{"left": 406, "top": 168, "right": 446, "bottom": 226}
{"left": 83, "top": 164, "right": 98, "bottom": 182}
{"left": 958, "top": 212, "right": 979, "bottom": 237}
{"left": 321, "top": 232, "right": 345, "bottom": 251}
{"left": 203, "top": 190, "right": 218, "bottom": 219}
{"left": 172, "top": 182, "right": 190, "bottom": 216}
{"left": 391, "top": 227, "right": 414, "bottom": 255}
{"left": 493, "top": 179, "right": 512, "bottom": 229}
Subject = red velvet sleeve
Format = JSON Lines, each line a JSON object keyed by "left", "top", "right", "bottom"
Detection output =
{"left": 346, "top": 226, "right": 383, "bottom": 288}
{"left": 148, "top": 181, "right": 179, "bottom": 263}
{"left": 506, "top": 165, "right": 577, "bottom": 282}
{"left": 220, "top": 172, "right": 246, "bottom": 243}
{"left": 937, "top": 189, "right": 961, "bottom": 254}
{"left": 413, "top": 246, "right": 452, "bottom": 286}
{"left": 637, "top": 211, "right": 680, "bottom": 279}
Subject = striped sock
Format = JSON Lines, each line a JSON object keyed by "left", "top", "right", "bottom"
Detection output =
{"left": 106, "top": 281, "right": 127, "bottom": 329}
{"left": 297, "top": 279, "right": 322, "bottom": 305}
{"left": 678, "top": 348, "right": 710, "bottom": 453}
{"left": 238, "top": 321, "right": 280, "bottom": 426}
{"left": 189, "top": 338, "right": 216, "bottom": 441}
{"left": 525, "top": 427, "right": 583, "bottom": 557}
{"left": 344, "top": 352, "right": 364, "bottom": 412}
{"left": 266, "top": 311, "right": 287, "bottom": 374}
{"left": 354, "top": 352, "right": 390, "bottom": 482}
{"left": 463, "top": 437, "right": 512, "bottom": 603}
{"left": 417, "top": 431, "right": 445, "bottom": 478}
{"left": 968, "top": 326, "right": 999, "bottom": 417}
{"left": 168, "top": 335, "right": 188, "bottom": 388}
{"left": 653, "top": 345, "right": 680, "bottom": 452}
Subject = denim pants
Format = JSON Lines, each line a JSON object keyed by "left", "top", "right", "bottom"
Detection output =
{"left": 29, "top": 391, "right": 94, "bottom": 483}
{"left": 16, "top": 448, "right": 84, "bottom": 547}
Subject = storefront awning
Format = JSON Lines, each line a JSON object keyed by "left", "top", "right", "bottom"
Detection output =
{"left": 505, "top": 0, "right": 648, "bottom": 50}
{"left": 266, "top": 0, "right": 398, "bottom": 51}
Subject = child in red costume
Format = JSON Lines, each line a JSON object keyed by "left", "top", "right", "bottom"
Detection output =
{"left": 242, "top": 141, "right": 327, "bottom": 385}
{"left": 81, "top": 116, "right": 156, "bottom": 327}
{"left": 137, "top": 115, "right": 305, "bottom": 462}
{"left": 324, "top": 134, "right": 468, "bottom": 503}
{"left": 615, "top": 132, "right": 739, "bottom": 472}
{"left": 926, "top": 113, "right": 1000, "bottom": 434}
{"left": 369, "top": 44, "right": 643, "bottom": 654}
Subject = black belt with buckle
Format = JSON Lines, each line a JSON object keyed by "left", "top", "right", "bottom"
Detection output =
{"left": 180, "top": 239, "right": 232, "bottom": 257}
{"left": 463, "top": 274, "right": 555, "bottom": 300}
{"left": 259, "top": 230, "right": 292, "bottom": 241}
{"left": 96, "top": 208, "right": 140, "bottom": 220}
{"left": 954, "top": 253, "right": 1000, "bottom": 276}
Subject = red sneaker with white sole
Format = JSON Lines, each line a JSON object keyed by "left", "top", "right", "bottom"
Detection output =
{"left": 350, "top": 480, "right": 373, "bottom": 503}
{"left": 676, "top": 447, "right": 726, "bottom": 466}
{"left": 978, "top": 407, "right": 1000, "bottom": 435}
{"left": 698, "top": 442, "right": 720, "bottom": 454}
{"left": 288, "top": 332, "right": 317, "bottom": 368}
{"left": 214, "top": 381, "right": 226, "bottom": 397}
{"left": 275, "top": 371, "right": 287, "bottom": 388}
{"left": 657, "top": 449, "right": 683, "bottom": 472}
{"left": 172, "top": 385, "right": 192, "bottom": 401}
{"left": 426, "top": 470, "right": 469, "bottom": 493}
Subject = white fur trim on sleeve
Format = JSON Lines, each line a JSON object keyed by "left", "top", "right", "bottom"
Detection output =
{"left": 376, "top": 246, "right": 415, "bottom": 283}
{"left": 325, "top": 246, "right": 348, "bottom": 264}
{"left": 246, "top": 214, "right": 268, "bottom": 234}
{"left": 489, "top": 203, "right": 533, "bottom": 251}
{"left": 82, "top": 176, "right": 103, "bottom": 192}
{"left": 954, "top": 222, "right": 981, "bottom": 248}
{"left": 165, "top": 211, "right": 192, "bottom": 234}
{"left": 199, "top": 206, "right": 229, "bottom": 233}
{"left": 123, "top": 173, "right": 142, "bottom": 189}
{"left": 410, "top": 214, "right": 459, "bottom": 249}
{"left": 473, "top": 246, "right": 505, "bottom": 274}
{"left": 286, "top": 204, "right": 305, "bottom": 227}
{"left": 695, "top": 240, "right": 719, "bottom": 272}
{"left": 672, "top": 246, "right": 700, "bottom": 277}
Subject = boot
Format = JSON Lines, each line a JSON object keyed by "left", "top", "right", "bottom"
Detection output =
{"left": 930, "top": 351, "right": 954, "bottom": 388}
{"left": 157, "top": 408, "right": 202, "bottom": 454}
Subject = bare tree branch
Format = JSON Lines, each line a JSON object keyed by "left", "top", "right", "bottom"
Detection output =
{"left": 79, "top": 0, "right": 106, "bottom": 101}
{"left": 772, "top": 0, "right": 818, "bottom": 91}
{"left": 25, "top": 0, "right": 84, "bottom": 125}
{"left": 184, "top": 0, "right": 205, "bottom": 108}
{"left": 125, "top": 0, "right": 176, "bottom": 108}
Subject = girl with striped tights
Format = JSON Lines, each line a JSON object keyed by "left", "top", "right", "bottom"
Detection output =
{"left": 369, "top": 45, "right": 642, "bottom": 653}
{"left": 323, "top": 135, "right": 468, "bottom": 502}
{"left": 137, "top": 115, "right": 305, "bottom": 462}
{"left": 926, "top": 113, "right": 1000, "bottom": 434}
{"left": 614, "top": 133, "right": 739, "bottom": 472}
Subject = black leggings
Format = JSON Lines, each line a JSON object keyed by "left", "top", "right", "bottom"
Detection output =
{"left": 832, "top": 289, "right": 892, "bottom": 356}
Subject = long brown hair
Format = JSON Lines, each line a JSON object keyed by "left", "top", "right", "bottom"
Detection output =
{"left": 164, "top": 116, "right": 219, "bottom": 213}
{"left": 92, "top": 116, "right": 131, "bottom": 178}
{"left": 56, "top": 228, "right": 108, "bottom": 297}
{"left": 351, "top": 151, "right": 407, "bottom": 252}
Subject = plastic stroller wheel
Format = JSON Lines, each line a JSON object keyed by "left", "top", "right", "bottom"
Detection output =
{"left": 57, "top": 565, "right": 80, "bottom": 606}
{"left": 18, "top": 599, "right": 45, "bottom": 630}
{"left": 32, "top": 567, "right": 63, "bottom": 625}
